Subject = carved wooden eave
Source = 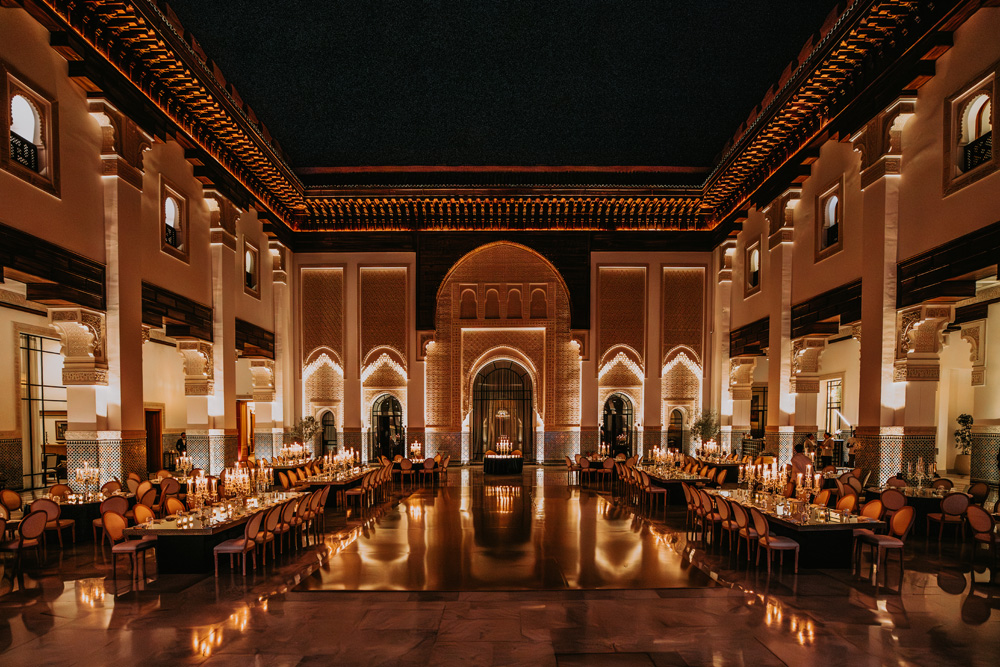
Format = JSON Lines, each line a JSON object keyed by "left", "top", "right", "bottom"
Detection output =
{"left": 22, "top": 0, "right": 976, "bottom": 235}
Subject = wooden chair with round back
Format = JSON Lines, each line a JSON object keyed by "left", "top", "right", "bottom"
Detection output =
{"left": 126, "top": 478, "right": 140, "bottom": 494}
{"left": 102, "top": 510, "right": 155, "bottom": 580}
{"left": 813, "top": 489, "right": 833, "bottom": 508}
{"left": 213, "top": 510, "right": 265, "bottom": 576}
{"left": 30, "top": 498, "right": 75, "bottom": 547}
{"left": 639, "top": 471, "right": 666, "bottom": 517}
{"left": 154, "top": 469, "right": 172, "bottom": 479}
{"left": 164, "top": 497, "right": 187, "bottom": 515}
{"left": 49, "top": 483, "right": 73, "bottom": 499}
{"left": 926, "top": 492, "right": 970, "bottom": 542}
{"left": 598, "top": 457, "right": 615, "bottom": 491}
{"left": 880, "top": 488, "right": 907, "bottom": 520}
{"left": 0, "top": 510, "right": 47, "bottom": 573}
{"left": 419, "top": 458, "right": 437, "bottom": 486}
{"left": 255, "top": 505, "right": 281, "bottom": 567}
{"left": 1, "top": 489, "right": 22, "bottom": 513}
{"left": 398, "top": 459, "right": 415, "bottom": 490}
{"left": 274, "top": 499, "right": 297, "bottom": 554}
{"left": 135, "top": 480, "right": 153, "bottom": 499}
{"left": 750, "top": 506, "right": 800, "bottom": 573}
{"left": 886, "top": 477, "right": 907, "bottom": 488}
{"left": 836, "top": 493, "right": 858, "bottom": 514}
{"left": 101, "top": 480, "right": 122, "bottom": 495}
{"left": 852, "top": 499, "right": 885, "bottom": 568}
{"left": 966, "top": 504, "right": 998, "bottom": 569}
{"left": 93, "top": 495, "right": 129, "bottom": 544}
{"left": 278, "top": 471, "right": 290, "bottom": 490}
{"left": 731, "top": 501, "right": 758, "bottom": 563}
{"left": 930, "top": 478, "right": 954, "bottom": 490}
{"left": 967, "top": 482, "right": 989, "bottom": 506}
{"left": 859, "top": 505, "right": 916, "bottom": 588}
{"left": 717, "top": 496, "right": 739, "bottom": 551}
{"left": 132, "top": 503, "right": 156, "bottom": 526}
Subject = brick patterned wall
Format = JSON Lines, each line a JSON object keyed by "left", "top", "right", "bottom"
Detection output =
{"left": 598, "top": 266, "right": 646, "bottom": 364}
{"left": 428, "top": 242, "right": 578, "bottom": 433}
{"left": 360, "top": 267, "right": 408, "bottom": 363}
{"left": 301, "top": 268, "right": 343, "bottom": 361}
{"left": 0, "top": 437, "right": 22, "bottom": 490}
{"left": 662, "top": 267, "right": 705, "bottom": 363}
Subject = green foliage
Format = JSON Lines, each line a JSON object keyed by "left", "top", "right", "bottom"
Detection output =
{"left": 290, "top": 416, "right": 321, "bottom": 442}
{"left": 954, "top": 413, "right": 974, "bottom": 455}
{"left": 691, "top": 410, "right": 720, "bottom": 444}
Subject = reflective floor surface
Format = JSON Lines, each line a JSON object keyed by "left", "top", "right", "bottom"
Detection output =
{"left": 0, "top": 466, "right": 997, "bottom": 666}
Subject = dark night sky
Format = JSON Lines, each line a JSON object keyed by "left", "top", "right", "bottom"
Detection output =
{"left": 167, "top": 1, "right": 839, "bottom": 169}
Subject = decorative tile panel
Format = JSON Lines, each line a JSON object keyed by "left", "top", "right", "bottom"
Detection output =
{"left": 0, "top": 437, "right": 23, "bottom": 490}
{"left": 598, "top": 266, "right": 646, "bottom": 364}
{"left": 301, "top": 268, "right": 343, "bottom": 361}
{"left": 360, "top": 267, "right": 408, "bottom": 365}
{"left": 662, "top": 267, "right": 705, "bottom": 363}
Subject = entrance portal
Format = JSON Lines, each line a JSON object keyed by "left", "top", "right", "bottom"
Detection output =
{"left": 601, "top": 393, "right": 634, "bottom": 458}
{"left": 471, "top": 360, "right": 533, "bottom": 461}
{"left": 666, "top": 408, "right": 684, "bottom": 452}
{"left": 371, "top": 394, "right": 404, "bottom": 461}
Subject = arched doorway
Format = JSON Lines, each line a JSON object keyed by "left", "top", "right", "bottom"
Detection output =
{"left": 666, "top": 409, "right": 684, "bottom": 452}
{"left": 472, "top": 360, "right": 533, "bottom": 461}
{"left": 321, "top": 411, "right": 337, "bottom": 454}
{"left": 602, "top": 393, "right": 634, "bottom": 457}
{"left": 371, "top": 394, "right": 404, "bottom": 461}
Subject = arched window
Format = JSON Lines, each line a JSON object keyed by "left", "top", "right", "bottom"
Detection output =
{"left": 529, "top": 289, "right": 547, "bottom": 319}
{"left": 821, "top": 194, "right": 839, "bottom": 249}
{"left": 244, "top": 243, "right": 260, "bottom": 294}
{"left": 9, "top": 94, "right": 41, "bottom": 172}
{"left": 484, "top": 289, "right": 500, "bottom": 319}
{"left": 163, "top": 196, "right": 181, "bottom": 248}
{"left": 321, "top": 411, "right": 337, "bottom": 454}
{"left": 747, "top": 247, "right": 760, "bottom": 289}
{"left": 460, "top": 289, "right": 477, "bottom": 319}
{"left": 506, "top": 289, "right": 522, "bottom": 319}
{"left": 961, "top": 94, "right": 992, "bottom": 172}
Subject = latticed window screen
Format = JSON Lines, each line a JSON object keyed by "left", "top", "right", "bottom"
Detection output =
{"left": 825, "top": 378, "right": 843, "bottom": 435}
{"left": 472, "top": 360, "right": 533, "bottom": 461}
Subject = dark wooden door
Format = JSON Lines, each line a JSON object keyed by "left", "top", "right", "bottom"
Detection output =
{"left": 145, "top": 410, "right": 162, "bottom": 474}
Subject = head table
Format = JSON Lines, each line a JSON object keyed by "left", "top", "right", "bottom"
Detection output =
{"left": 483, "top": 455, "right": 523, "bottom": 475}
{"left": 124, "top": 491, "right": 302, "bottom": 573}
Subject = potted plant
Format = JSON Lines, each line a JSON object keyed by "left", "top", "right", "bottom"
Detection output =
{"left": 691, "top": 410, "right": 720, "bottom": 453}
{"left": 953, "top": 413, "right": 973, "bottom": 475}
{"left": 289, "top": 416, "right": 321, "bottom": 447}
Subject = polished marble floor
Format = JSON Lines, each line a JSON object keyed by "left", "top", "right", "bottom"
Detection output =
{"left": 0, "top": 466, "right": 997, "bottom": 666}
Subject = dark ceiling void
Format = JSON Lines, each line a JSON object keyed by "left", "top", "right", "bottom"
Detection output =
{"left": 166, "top": 1, "right": 839, "bottom": 171}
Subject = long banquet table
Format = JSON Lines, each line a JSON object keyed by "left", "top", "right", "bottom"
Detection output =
{"left": 123, "top": 491, "right": 302, "bottom": 573}
{"left": 295, "top": 469, "right": 370, "bottom": 506}
{"left": 638, "top": 467, "right": 710, "bottom": 504}
{"left": 709, "top": 489, "right": 884, "bottom": 568}
{"left": 862, "top": 486, "right": 963, "bottom": 537}
{"left": 483, "top": 455, "right": 523, "bottom": 475}
{"left": 694, "top": 459, "right": 741, "bottom": 483}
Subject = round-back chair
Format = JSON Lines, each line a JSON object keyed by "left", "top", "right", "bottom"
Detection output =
{"left": 967, "top": 482, "right": 989, "bottom": 506}
{"left": 880, "top": 488, "right": 907, "bottom": 519}
{"left": 931, "top": 478, "right": 954, "bottom": 490}
{"left": 49, "top": 483, "right": 73, "bottom": 499}
{"left": 926, "top": 492, "right": 971, "bottom": 542}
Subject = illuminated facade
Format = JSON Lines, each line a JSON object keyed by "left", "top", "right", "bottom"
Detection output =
{"left": 0, "top": 0, "right": 997, "bottom": 494}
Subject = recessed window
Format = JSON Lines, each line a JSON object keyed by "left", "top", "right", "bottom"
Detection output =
{"left": 816, "top": 181, "right": 844, "bottom": 260}
{"left": 244, "top": 241, "right": 260, "bottom": 297}
{"left": 2, "top": 64, "right": 59, "bottom": 195}
{"left": 160, "top": 180, "right": 188, "bottom": 262}
{"left": 944, "top": 64, "right": 998, "bottom": 194}
{"left": 529, "top": 289, "right": 547, "bottom": 319}
{"left": 745, "top": 243, "right": 761, "bottom": 296}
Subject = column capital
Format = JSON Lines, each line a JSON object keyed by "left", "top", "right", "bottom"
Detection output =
{"left": 790, "top": 335, "right": 829, "bottom": 394}
{"left": 960, "top": 319, "right": 987, "bottom": 386}
{"left": 49, "top": 307, "right": 109, "bottom": 385}
{"left": 177, "top": 340, "right": 215, "bottom": 396}
{"left": 729, "top": 355, "right": 758, "bottom": 401}
{"left": 87, "top": 98, "right": 151, "bottom": 190}
{"left": 851, "top": 96, "right": 917, "bottom": 190}
{"left": 893, "top": 303, "right": 954, "bottom": 382}
{"left": 249, "top": 358, "right": 276, "bottom": 402}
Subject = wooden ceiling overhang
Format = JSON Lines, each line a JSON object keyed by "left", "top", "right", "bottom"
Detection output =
{"left": 17, "top": 0, "right": 982, "bottom": 237}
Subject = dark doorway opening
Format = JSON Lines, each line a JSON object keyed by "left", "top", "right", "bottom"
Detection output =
{"left": 371, "top": 394, "right": 404, "bottom": 461}
{"left": 472, "top": 360, "right": 533, "bottom": 462}
{"left": 601, "top": 393, "right": 634, "bottom": 458}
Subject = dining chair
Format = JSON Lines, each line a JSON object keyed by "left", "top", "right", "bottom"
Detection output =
{"left": 680, "top": 482, "right": 696, "bottom": 530}
{"left": 275, "top": 499, "right": 297, "bottom": 553}
{"left": 278, "top": 471, "right": 290, "bottom": 490}
{"left": 398, "top": 459, "right": 415, "bottom": 490}
{"left": 578, "top": 458, "right": 592, "bottom": 486}
{"left": 441, "top": 455, "right": 451, "bottom": 480}
{"left": 966, "top": 504, "right": 998, "bottom": 569}
{"left": 0, "top": 510, "right": 47, "bottom": 573}
{"left": 598, "top": 458, "right": 615, "bottom": 491}
{"left": 718, "top": 496, "right": 739, "bottom": 551}
{"left": 836, "top": 494, "right": 858, "bottom": 514}
{"left": 750, "top": 507, "right": 800, "bottom": 574}
{"left": 31, "top": 498, "right": 75, "bottom": 547}
{"left": 292, "top": 494, "right": 312, "bottom": 547}
{"left": 697, "top": 489, "right": 722, "bottom": 548}
{"left": 926, "top": 492, "right": 970, "bottom": 542}
{"left": 126, "top": 478, "right": 140, "bottom": 494}
{"left": 813, "top": 489, "right": 833, "bottom": 508}
{"left": 847, "top": 476, "right": 863, "bottom": 494}
{"left": 852, "top": 499, "right": 884, "bottom": 567}
{"left": 715, "top": 469, "right": 728, "bottom": 488}
{"left": 255, "top": 505, "right": 281, "bottom": 567}
{"left": 967, "top": 482, "right": 989, "bottom": 506}
{"left": 880, "top": 488, "right": 907, "bottom": 520}
{"left": 859, "top": 505, "right": 915, "bottom": 588}
{"left": 930, "top": 478, "right": 954, "bottom": 490}
{"left": 316, "top": 485, "right": 332, "bottom": 534}
{"left": 154, "top": 469, "right": 172, "bottom": 479}
{"left": 419, "top": 458, "right": 437, "bottom": 486}
{"left": 886, "top": 477, "right": 907, "bottom": 488}
{"left": 565, "top": 456, "right": 581, "bottom": 485}
{"left": 102, "top": 510, "right": 155, "bottom": 580}
{"left": 164, "top": 497, "right": 187, "bottom": 515}
{"left": 49, "top": 483, "right": 73, "bottom": 499}
{"left": 640, "top": 471, "right": 666, "bottom": 517}
{"left": 133, "top": 503, "right": 156, "bottom": 526}
{"left": 1, "top": 489, "right": 22, "bottom": 513}
{"left": 214, "top": 510, "right": 265, "bottom": 576}
{"left": 101, "top": 480, "right": 122, "bottom": 494}
{"left": 135, "top": 480, "right": 153, "bottom": 499}
{"left": 732, "top": 503, "right": 757, "bottom": 562}
{"left": 93, "top": 495, "right": 130, "bottom": 544}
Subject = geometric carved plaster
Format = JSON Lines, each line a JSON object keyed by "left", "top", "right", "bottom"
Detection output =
{"left": 176, "top": 340, "right": 215, "bottom": 396}
{"left": 49, "top": 307, "right": 109, "bottom": 386}
{"left": 790, "top": 335, "right": 828, "bottom": 394}
{"left": 729, "top": 355, "right": 758, "bottom": 401}
{"left": 249, "top": 358, "right": 275, "bottom": 402}
{"left": 960, "top": 319, "right": 987, "bottom": 386}
{"left": 893, "top": 304, "right": 954, "bottom": 382}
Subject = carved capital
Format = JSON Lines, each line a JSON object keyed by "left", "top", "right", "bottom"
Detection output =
{"left": 49, "top": 308, "right": 108, "bottom": 386}
{"left": 249, "top": 358, "right": 275, "bottom": 402}
{"left": 729, "top": 355, "right": 758, "bottom": 400}
{"left": 790, "top": 335, "right": 828, "bottom": 393}
{"left": 893, "top": 303, "right": 954, "bottom": 383}
{"left": 851, "top": 97, "right": 916, "bottom": 189}
{"left": 87, "top": 99, "right": 151, "bottom": 189}
{"left": 960, "top": 319, "right": 987, "bottom": 386}
{"left": 177, "top": 340, "right": 215, "bottom": 396}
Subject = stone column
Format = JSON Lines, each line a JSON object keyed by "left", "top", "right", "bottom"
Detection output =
{"left": 715, "top": 240, "right": 736, "bottom": 453}
{"left": 249, "top": 358, "right": 277, "bottom": 460}
{"left": 966, "top": 311, "right": 1000, "bottom": 486}
{"left": 790, "top": 335, "right": 828, "bottom": 456}
{"left": 176, "top": 340, "right": 215, "bottom": 473}
{"left": 852, "top": 98, "right": 916, "bottom": 484}
{"left": 729, "top": 356, "right": 757, "bottom": 457}
{"left": 270, "top": 241, "right": 292, "bottom": 448}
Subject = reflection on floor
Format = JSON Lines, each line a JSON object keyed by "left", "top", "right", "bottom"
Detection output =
{"left": 0, "top": 466, "right": 997, "bottom": 666}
